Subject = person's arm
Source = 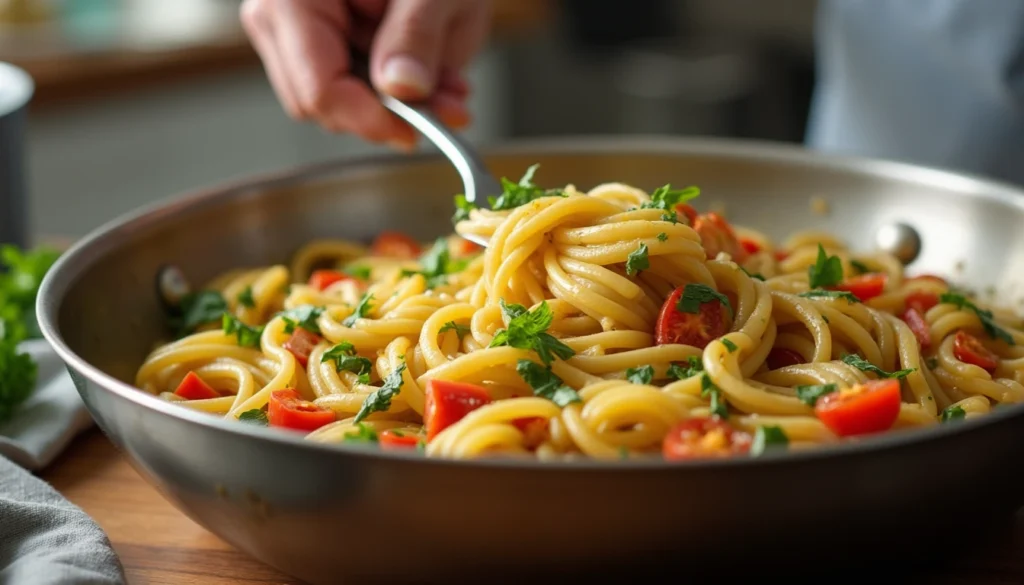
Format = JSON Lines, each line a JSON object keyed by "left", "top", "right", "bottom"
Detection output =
{"left": 240, "top": 0, "right": 492, "bottom": 150}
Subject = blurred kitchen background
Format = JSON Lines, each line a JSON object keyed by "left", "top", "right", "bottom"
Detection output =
{"left": 1, "top": 0, "right": 817, "bottom": 243}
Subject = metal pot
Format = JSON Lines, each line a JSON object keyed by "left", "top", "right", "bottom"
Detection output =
{"left": 36, "top": 138, "right": 1024, "bottom": 584}
{"left": 0, "top": 62, "right": 32, "bottom": 248}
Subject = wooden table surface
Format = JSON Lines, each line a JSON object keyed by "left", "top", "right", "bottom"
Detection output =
{"left": 40, "top": 427, "right": 1024, "bottom": 585}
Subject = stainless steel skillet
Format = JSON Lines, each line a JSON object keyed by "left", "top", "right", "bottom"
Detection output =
{"left": 36, "top": 137, "right": 1024, "bottom": 584}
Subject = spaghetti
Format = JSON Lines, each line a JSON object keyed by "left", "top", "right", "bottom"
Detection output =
{"left": 136, "top": 167, "right": 1024, "bottom": 461}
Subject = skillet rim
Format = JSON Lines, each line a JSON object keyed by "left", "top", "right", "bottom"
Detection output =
{"left": 35, "top": 134, "right": 1024, "bottom": 471}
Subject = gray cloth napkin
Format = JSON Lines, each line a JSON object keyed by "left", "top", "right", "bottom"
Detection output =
{"left": 0, "top": 339, "right": 126, "bottom": 585}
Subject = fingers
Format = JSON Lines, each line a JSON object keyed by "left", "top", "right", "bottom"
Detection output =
{"left": 370, "top": 0, "right": 457, "bottom": 100}
{"left": 240, "top": 0, "right": 303, "bottom": 118}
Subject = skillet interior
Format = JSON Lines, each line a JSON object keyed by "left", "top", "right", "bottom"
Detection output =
{"left": 39, "top": 136, "right": 1024, "bottom": 583}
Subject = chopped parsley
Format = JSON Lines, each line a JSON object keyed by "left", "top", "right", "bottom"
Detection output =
{"left": 238, "top": 408, "right": 269, "bottom": 426}
{"left": 625, "top": 243, "right": 650, "bottom": 276}
{"left": 799, "top": 289, "right": 861, "bottom": 303}
{"left": 344, "top": 264, "right": 372, "bottom": 281}
{"left": 439, "top": 321, "right": 471, "bottom": 340}
{"left": 701, "top": 375, "right": 729, "bottom": 418}
{"left": 641, "top": 184, "right": 701, "bottom": 210}
{"left": 236, "top": 286, "right": 255, "bottom": 308}
{"left": 667, "top": 356, "right": 703, "bottom": 380}
{"left": 452, "top": 193, "right": 476, "bottom": 223}
{"left": 657, "top": 232, "right": 668, "bottom": 242}
{"left": 222, "top": 314, "right": 264, "bottom": 348}
{"left": 677, "top": 283, "right": 733, "bottom": 317}
{"left": 278, "top": 305, "right": 325, "bottom": 335}
{"left": 939, "top": 293, "right": 1015, "bottom": 345}
{"left": 721, "top": 338, "right": 738, "bottom": 353}
{"left": 740, "top": 266, "right": 765, "bottom": 281}
{"left": 807, "top": 244, "right": 844, "bottom": 289}
{"left": 489, "top": 300, "right": 575, "bottom": 366}
{"left": 750, "top": 425, "right": 789, "bottom": 456}
{"left": 488, "top": 164, "right": 565, "bottom": 211}
{"left": 343, "top": 423, "right": 379, "bottom": 443}
{"left": 170, "top": 290, "right": 228, "bottom": 337}
{"left": 849, "top": 260, "right": 871, "bottom": 275}
{"left": 342, "top": 293, "right": 374, "bottom": 327}
{"left": 354, "top": 363, "right": 406, "bottom": 423}
{"left": 408, "top": 238, "right": 472, "bottom": 289}
{"left": 841, "top": 354, "right": 915, "bottom": 379}
{"left": 321, "top": 341, "right": 373, "bottom": 384}
{"left": 940, "top": 404, "right": 966, "bottom": 422}
{"left": 795, "top": 383, "right": 837, "bottom": 407}
{"left": 625, "top": 365, "right": 654, "bottom": 385}
{"left": 661, "top": 211, "right": 679, "bottom": 224}
{"left": 516, "top": 360, "right": 581, "bottom": 407}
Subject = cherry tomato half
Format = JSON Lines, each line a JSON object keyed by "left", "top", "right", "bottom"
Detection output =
{"left": 173, "top": 371, "right": 219, "bottom": 400}
{"left": 268, "top": 389, "right": 336, "bottom": 432}
{"left": 953, "top": 330, "right": 999, "bottom": 371}
{"left": 371, "top": 231, "right": 422, "bottom": 259}
{"left": 814, "top": 379, "right": 901, "bottom": 437}
{"left": 379, "top": 429, "right": 422, "bottom": 451}
{"left": 739, "top": 237, "right": 762, "bottom": 256}
{"left": 662, "top": 417, "right": 753, "bottom": 460}
{"left": 674, "top": 203, "right": 699, "bottom": 226}
{"left": 693, "top": 213, "right": 746, "bottom": 262}
{"left": 423, "top": 380, "right": 492, "bottom": 441}
{"left": 832, "top": 273, "right": 886, "bottom": 301}
{"left": 655, "top": 285, "right": 730, "bottom": 349}
{"left": 453, "top": 237, "right": 483, "bottom": 257}
{"left": 512, "top": 416, "right": 549, "bottom": 449}
{"left": 905, "top": 290, "right": 939, "bottom": 313}
{"left": 282, "top": 328, "right": 321, "bottom": 368}
{"left": 308, "top": 270, "right": 355, "bottom": 291}
{"left": 901, "top": 307, "right": 932, "bottom": 350}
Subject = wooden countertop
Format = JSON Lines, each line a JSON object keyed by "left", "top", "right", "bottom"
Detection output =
{"left": 41, "top": 427, "right": 1024, "bottom": 585}
{"left": 1, "top": 0, "right": 552, "bottom": 108}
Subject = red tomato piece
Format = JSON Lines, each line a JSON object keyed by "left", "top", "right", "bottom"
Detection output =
{"left": 268, "top": 389, "right": 336, "bottom": 432}
{"left": 453, "top": 237, "right": 482, "bottom": 257}
{"left": 814, "top": 379, "right": 901, "bottom": 437}
{"left": 953, "top": 330, "right": 999, "bottom": 371}
{"left": 379, "top": 429, "right": 421, "bottom": 451}
{"left": 423, "top": 380, "right": 492, "bottom": 441}
{"left": 512, "top": 416, "right": 549, "bottom": 449}
{"left": 905, "top": 290, "right": 939, "bottom": 313}
{"left": 371, "top": 231, "right": 422, "bottom": 258}
{"left": 766, "top": 348, "right": 804, "bottom": 370}
{"left": 662, "top": 417, "right": 753, "bottom": 460}
{"left": 173, "top": 371, "right": 219, "bottom": 400}
{"left": 655, "top": 285, "right": 730, "bottom": 349}
{"left": 901, "top": 307, "right": 932, "bottom": 350}
{"left": 774, "top": 250, "right": 790, "bottom": 262}
{"left": 739, "top": 238, "right": 762, "bottom": 256}
{"left": 832, "top": 273, "right": 886, "bottom": 301}
{"left": 308, "top": 270, "right": 354, "bottom": 290}
{"left": 282, "top": 328, "right": 322, "bottom": 368}
{"left": 693, "top": 213, "right": 746, "bottom": 262}
{"left": 674, "top": 203, "right": 699, "bottom": 225}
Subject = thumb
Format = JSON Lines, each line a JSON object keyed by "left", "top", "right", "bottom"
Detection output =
{"left": 370, "top": 0, "right": 455, "bottom": 101}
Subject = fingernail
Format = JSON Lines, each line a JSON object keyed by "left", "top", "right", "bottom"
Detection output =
{"left": 382, "top": 56, "right": 432, "bottom": 97}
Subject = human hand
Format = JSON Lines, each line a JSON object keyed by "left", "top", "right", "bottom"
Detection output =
{"left": 241, "top": 0, "right": 492, "bottom": 151}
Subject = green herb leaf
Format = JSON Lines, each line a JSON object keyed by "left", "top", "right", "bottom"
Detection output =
{"left": 841, "top": 354, "right": 915, "bottom": 379}
{"left": 343, "top": 423, "right": 380, "bottom": 443}
{"left": 625, "top": 365, "right": 654, "bottom": 385}
{"left": 354, "top": 363, "right": 406, "bottom": 423}
{"left": 344, "top": 264, "right": 373, "bottom": 281}
{"left": 439, "top": 321, "right": 471, "bottom": 340}
{"left": 700, "top": 375, "right": 729, "bottom": 418}
{"left": 849, "top": 260, "right": 871, "bottom": 275}
{"left": 402, "top": 238, "right": 471, "bottom": 289}
{"left": 799, "top": 289, "right": 861, "bottom": 303}
{"left": 222, "top": 314, "right": 264, "bottom": 348}
{"left": 940, "top": 405, "right": 966, "bottom": 422}
{"left": 322, "top": 341, "right": 373, "bottom": 384}
{"left": 641, "top": 184, "right": 701, "bottom": 211}
{"left": 667, "top": 356, "right": 703, "bottom": 380}
{"left": 238, "top": 408, "right": 268, "bottom": 426}
{"left": 677, "top": 283, "right": 733, "bottom": 317}
{"left": 516, "top": 360, "right": 581, "bottom": 407}
{"left": 488, "top": 164, "right": 566, "bottom": 211}
{"left": 489, "top": 300, "right": 575, "bottom": 366}
{"left": 618, "top": 446, "right": 629, "bottom": 460}
{"left": 750, "top": 425, "right": 789, "bottom": 456}
{"left": 342, "top": 293, "right": 374, "bottom": 327}
{"left": 740, "top": 266, "right": 766, "bottom": 281}
{"left": 795, "top": 383, "right": 837, "bottom": 407}
{"left": 236, "top": 286, "right": 255, "bottom": 308}
{"left": 0, "top": 245, "right": 60, "bottom": 340}
{"left": 452, "top": 194, "right": 477, "bottom": 224}
{"left": 661, "top": 211, "right": 678, "bottom": 224}
{"left": 170, "top": 290, "right": 229, "bottom": 337}
{"left": 807, "top": 244, "right": 844, "bottom": 289}
{"left": 0, "top": 340, "right": 37, "bottom": 423}
{"left": 925, "top": 357, "right": 939, "bottom": 369}
{"left": 625, "top": 243, "right": 650, "bottom": 276}
{"left": 657, "top": 232, "right": 668, "bottom": 242}
{"left": 278, "top": 305, "right": 325, "bottom": 334}
{"left": 721, "top": 338, "right": 738, "bottom": 353}
{"left": 939, "top": 293, "right": 1015, "bottom": 346}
